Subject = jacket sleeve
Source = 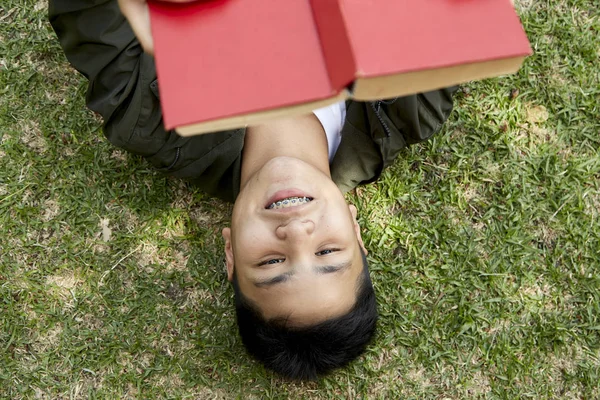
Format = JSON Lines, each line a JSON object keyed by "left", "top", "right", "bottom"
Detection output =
{"left": 48, "top": 0, "right": 244, "bottom": 202}
{"left": 391, "top": 88, "right": 457, "bottom": 139}
{"left": 332, "top": 87, "right": 458, "bottom": 193}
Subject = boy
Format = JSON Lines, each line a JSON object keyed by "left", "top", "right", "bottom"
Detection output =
{"left": 50, "top": 0, "right": 457, "bottom": 379}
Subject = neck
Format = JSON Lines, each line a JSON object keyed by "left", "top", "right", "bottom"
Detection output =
{"left": 240, "top": 114, "right": 330, "bottom": 187}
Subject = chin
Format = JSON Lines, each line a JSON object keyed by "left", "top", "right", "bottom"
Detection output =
{"left": 270, "top": 157, "right": 329, "bottom": 179}
{"left": 263, "top": 156, "right": 312, "bottom": 171}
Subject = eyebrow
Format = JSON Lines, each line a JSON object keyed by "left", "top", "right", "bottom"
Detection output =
{"left": 253, "top": 260, "right": 352, "bottom": 288}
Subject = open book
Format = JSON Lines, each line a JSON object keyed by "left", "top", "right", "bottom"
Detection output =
{"left": 148, "top": 0, "right": 532, "bottom": 136}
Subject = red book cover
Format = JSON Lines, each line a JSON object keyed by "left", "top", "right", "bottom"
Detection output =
{"left": 148, "top": 0, "right": 336, "bottom": 131}
{"left": 335, "top": 0, "right": 532, "bottom": 78}
{"left": 149, "top": 0, "right": 532, "bottom": 133}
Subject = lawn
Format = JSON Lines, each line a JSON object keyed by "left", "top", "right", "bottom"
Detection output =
{"left": 1, "top": 0, "right": 599, "bottom": 398}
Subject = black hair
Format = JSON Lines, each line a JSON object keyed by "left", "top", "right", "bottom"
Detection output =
{"left": 232, "top": 249, "right": 377, "bottom": 380}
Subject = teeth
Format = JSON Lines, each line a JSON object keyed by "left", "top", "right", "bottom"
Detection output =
{"left": 268, "top": 197, "right": 312, "bottom": 210}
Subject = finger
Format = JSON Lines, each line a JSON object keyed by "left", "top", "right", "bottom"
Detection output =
{"left": 118, "top": 0, "right": 155, "bottom": 55}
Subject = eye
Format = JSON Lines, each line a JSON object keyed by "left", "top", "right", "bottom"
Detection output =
{"left": 258, "top": 258, "right": 285, "bottom": 266}
{"left": 316, "top": 248, "right": 340, "bottom": 256}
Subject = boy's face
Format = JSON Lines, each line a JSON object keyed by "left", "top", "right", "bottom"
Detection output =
{"left": 222, "top": 156, "right": 367, "bottom": 326}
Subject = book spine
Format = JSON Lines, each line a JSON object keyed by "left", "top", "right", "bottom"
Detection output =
{"left": 309, "top": 0, "right": 356, "bottom": 92}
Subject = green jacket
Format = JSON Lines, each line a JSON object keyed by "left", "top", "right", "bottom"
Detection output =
{"left": 49, "top": 0, "right": 457, "bottom": 203}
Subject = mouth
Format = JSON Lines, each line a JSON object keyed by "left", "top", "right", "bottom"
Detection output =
{"left": 267, "top": 196, "right": 314, "bottom": 210}
{"left": 265, "top": 189, "right": 314, "bottom": 210}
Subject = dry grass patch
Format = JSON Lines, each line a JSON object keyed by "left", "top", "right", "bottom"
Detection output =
{"left": 528, "top": 125, "right": 553, "bottom": 145}
{"left": 31, "top": 323, "right": 63, "bottom": 353}
{"left": 374, "top": 346, "right": 401, "bottom": 371}
{"left": 481, "top": 162, "right": 502, "bottom": 182}
{"left": 69, "top": 375, "right": 106, "bottom": 400}
{"left": 167, "top": 247, "right": 190, "bottom": 273}
{"left": 192, "top": 387, "right": 230, "bottom": 400}
{"left": 532, "top": 221, "right": 558, "bottom": 247}
{"left": 116, "top": 350, "right": 135, "bottom": 373}
{"left": 137, "top": 242, "right": 162, "bottom": 269}
{"left": 189, "top": 208, "right": 215, "bottom": 225}
{"left": 471, "top": 222, "right": 486, "bottom": 231}
{"left": 19, "top": 120, "right": 46, "bottom": 153}
{"left": 442, "top": 205, "right": 466, "bottom": 228}
{"left": 466, "top": 370, "right": 492, "bottom": 397}
{"left": 181, "top": 287, "right": 214, "bottom": 309}
{"left": 148, "top": 373, "right": 187, "bottom": 395}
{"left": 460, "top": 183, "right": 483, "bottom": 203}
{"left": 41, "top": 199, "right": 60, "bottom": 222}
{"left": 152, "top": 332, "right": 195, "bottom": 359}
{"left": 73, "top": 313, "right": 105, "bottom": 332}
{"left": 281, "top": 381, "right": 328, "bottom": 400}
{"left": 136, "top": 242, "right": 190, "bottom": 273}
{"left": 366, "top": 374, "right": 410, "bottom": 399}
{"left": 406, "top": 367, "right": 433, "bottom": 389}
{"left": 516, "top": 281, "right": 574, "bottom": 312}
{"left": 121, "top": 209, "right": 140, "bottom": 234}
{"left": 46, "top": 269, "right": 85, "bottom": 311}
{"left": 9, "top": 239, "right": 43, "bottom": 271}
{"left": 524, "top": 104, "right": 549, "bottom": 125}
{"left": 584, "top": 190, "right": 600, "bottom": 218}
{"left": 46, "top": 269, "right": 82, "bottom": 294}
{"left": 91, "top": 242, "right": 110, "bottom": 255}
{"left": 170, "top": 181, "right": 195, "bottom": 210}
{"left": 449, "top": 128, "right": 467, "bottom": 140}
{"left": 486, "top": 318, "right": 512, "bottom": 335}
{"left": 539, "top": 348, "right": 592, "bottom": 399}
{"left": 519, "top": 282, "right": 553, "bottom": 300}
{"left": 110, "top": 149, "right": 128, "bottom": 162}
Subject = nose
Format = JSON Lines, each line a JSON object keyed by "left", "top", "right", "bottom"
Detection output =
{"left": 275, "top": 219, "right": 315, "bottom": 240}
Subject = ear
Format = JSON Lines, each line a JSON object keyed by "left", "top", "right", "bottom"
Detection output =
{"left": 222, "top": 227, "right": 235, "bottom": 282}
{"left": 349, "top": 204, "right": 368, "bottom": 256}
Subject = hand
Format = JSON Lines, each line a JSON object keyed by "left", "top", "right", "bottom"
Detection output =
{"left": 118, "top": 0, "right": 196, "bottom": 55}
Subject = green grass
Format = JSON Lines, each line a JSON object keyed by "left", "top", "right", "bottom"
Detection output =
{"left": 1, "top": 0, "right": 599, "bottom": 398}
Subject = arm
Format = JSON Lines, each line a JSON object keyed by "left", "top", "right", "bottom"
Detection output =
{"left": 375, "top": 86, "right": 458, "bottom": 147}
{"left": 332, "top": 87, "right": 458, "bottom": 193}
{"left": 49, "top": 0, "right": 244, "bottom": 202}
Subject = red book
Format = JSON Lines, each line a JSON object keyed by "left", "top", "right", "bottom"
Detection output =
{"left": 149, "top": 0, "right": 532, "bottom": 136}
